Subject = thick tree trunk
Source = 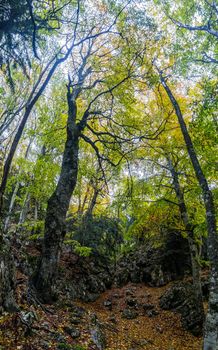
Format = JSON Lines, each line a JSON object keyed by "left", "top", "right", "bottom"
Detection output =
{"left": 161, "top": 77, "right": 218, "bottom": 350}
{"left": 32, "top": 92, "right": 80, "bottom": 302}
{"left": 0, "top": 235, "right": 17, "bottom": 313}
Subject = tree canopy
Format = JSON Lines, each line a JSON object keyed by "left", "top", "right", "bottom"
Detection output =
{"left": 0, "top": 1, "right": 217, "bottom": 349}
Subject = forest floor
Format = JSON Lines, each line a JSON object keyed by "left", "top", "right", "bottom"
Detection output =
{"left": 0, "top": 278, "right": 202, "bottom": 350}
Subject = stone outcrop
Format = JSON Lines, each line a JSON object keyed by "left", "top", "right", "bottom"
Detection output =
{"left": 56, "top": 232, "right": 191, "bottom": 302}
{"left": 159, "top": 282, "right": 205, "bottom": 335}
{"left": 114, "top": 232, "right": 190, "bottom": 287}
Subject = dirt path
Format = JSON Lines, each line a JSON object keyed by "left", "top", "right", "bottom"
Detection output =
{"left": 0, "top": 282, "right": 202, "bottom": 350}
{"left": 82, "top": 282, "right": 202, "bottom": 350}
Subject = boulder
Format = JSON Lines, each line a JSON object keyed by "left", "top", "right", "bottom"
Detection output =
{"left": 159, "top": 282, "right": 204, "bottom": 335}
{"left": 114, "top": 232, "right": 190, "bottom": 288}
{"left": 61, "top": 254, "right": 113, "bottom": 302}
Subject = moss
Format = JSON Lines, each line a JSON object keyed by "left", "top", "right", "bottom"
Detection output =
{"left": 72, "top": 345, "right": 87, "bottom": 350}
{"left": 26, "top": 254, "right": 38, "bottom": 268}
{"left": 57, "top": 343, "right": 72, "bottom": 350}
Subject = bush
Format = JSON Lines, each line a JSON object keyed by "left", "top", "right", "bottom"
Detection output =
{"left": 67, "top": 215, "right": 123, "bottom": 260}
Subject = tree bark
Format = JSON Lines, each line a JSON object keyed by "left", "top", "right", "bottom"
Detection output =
{"left": 18, "top": 191, "right": 30, "bottom": 225}
{"left": 0, "top": 235, "right": 18, "bottom": 313}
{"left": 161, "top": 77, "right": 218, "bottom": 350}
{"left": 167, "top": 157, "right": 204, "bottom": 316}
{"left": 32, "top": 90, "right": 80, "bottom": 302}
{"left": 4, "top": 181, "right": 20, "bottom": 232}
{"left": 86, "top": 187, "right": 99, "bottom": 217}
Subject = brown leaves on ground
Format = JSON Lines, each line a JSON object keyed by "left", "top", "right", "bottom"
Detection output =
{"left": 0, "top": 282, "right": 202, "bottom": 350}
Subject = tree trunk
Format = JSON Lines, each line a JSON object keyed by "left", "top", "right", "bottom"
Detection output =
{"left": 161, "top": 77, "right": 218, "bottom": 350}
{"left": 0, "top": 52, "right": 74, "bottom": 215}
{"left": 167, "top": 157, "right": 204, "bottom": 316}
{"left": 18, "top": 191, "right": 30, "bottom": 225}
{"left": 4, "top": 138, "right": 33, "bottom": 232}
{"left": 4, "top": 181, "right": 20, "bottom": 232}
{"left": 86, "top": 187, "right": 99, "bottom": 217}
{"left": 0, "top": 235, "right": 18, "bottom": 313}
{"left": 32, "top": 91, "right": 80, "bottom": 302}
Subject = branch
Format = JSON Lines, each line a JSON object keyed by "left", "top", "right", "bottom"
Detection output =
{"left": 80, "top": 133, "right": 116, "bottom": 167}
{"left": 169, "top": 16, "right": 218, "bottom": 38}
{"left": 77, "top": 75, "right": 130, "bottom": 130}
{"left": 27, "top": 0, "right": 40, "bottom": 60}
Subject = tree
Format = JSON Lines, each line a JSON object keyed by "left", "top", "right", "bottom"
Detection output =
{"left": 167, "top": 155, "right": 204, "bottom": 320}
{"left": 0, "top": 0, "right": 123, "bottom": 214}
{"left": 32, "top": 21, "right": 143, "bottom": 300}
{"left": 159, "top": 73, "right": 218, "bottom": 350}
{"left": 0, "top": 0, "right": 129, "bottom": 313}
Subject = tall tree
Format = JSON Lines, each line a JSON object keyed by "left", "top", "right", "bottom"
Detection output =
{"left": 32, "top": 28, "right": 142, "bottom": 301}
{"left": 0, "top": 0, "right": 128, "bottom": 313}
{"left": 159, "top": 74, "right": 218, "bottom": 350}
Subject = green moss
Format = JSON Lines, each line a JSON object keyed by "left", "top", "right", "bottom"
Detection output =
{"left": 72, "top": 345, "right": 87, "bottom": 350}
{"left": 57, "top": 343, "right": 72, "bottom": 350}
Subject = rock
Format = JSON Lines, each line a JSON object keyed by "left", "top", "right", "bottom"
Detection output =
{"left": 19, "top": 310, "right": 37, "bottom": 328}
{"left": 129, "top": 338, "right": 153, "bottom": 349}
{"left": 122, "top": 308, "right": 138, "bottom": 319}
{"left": 108, "top": 315, "right": 117, "bottom": 324}
{"left": 64, "top": 326, "right": 80, "bottom": 339}
{"left": 114, "top": 232, "right": 191, "bottom": 288}
{"left": 159, "top": 282, "right": 204, "bottom": 335}
{"left": 70, "top": 305, "right": 85, "bottom": 325}
{"left": 156, "top": 325, "right": 163, "bottom": 333}
{"left": 62, "top": 254, "right": 113, "bottom": 302}
{"left": 125, "top": 289, "right": 134, "bottom": 296}
{"left": 83, "top": 292, "right": 100, "bottom": 302}
{"left": 70, "top": 317, "right": 81, "bottom": 325}
{"left": 53, "top": 333, "right": 66, "bottom": 343}
{"left": 40, "top": 340, "right": 50, "bottom": 349}
{"left": 143, "top": 303, "right": 155, "bottom": 311}
{"left": 138, "top": 339, "right": 154, "bottom": 345}
{"left": 103, "top": 299, "right": 112, "bottom": 310}
{"left": 146, "top": 309, "right": 159, "bottom": 317}
{"left": 41, "top": 322, "right": 50, "bottom": 330}
{"left": 143, "top": 303, "right": 159, "bottom": 317}
{"left": 71, "top": 305, "right": 86, "bottom": 318}
{"left": 90, "top": 314, "right": 106, "bottom": 350}
{"left": 126, "top": 298, "right": 138, "bottom": 308}
{"left": 112, "top": 293, "right": 121, "bottom": 299}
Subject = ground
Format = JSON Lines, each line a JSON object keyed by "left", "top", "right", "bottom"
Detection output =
{"left": 0, "top": 278, "right": 202, "bottom": 350}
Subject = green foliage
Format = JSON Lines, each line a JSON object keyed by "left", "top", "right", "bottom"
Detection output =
{"left": 71, "top": 345, "right": 87, "bottom": 350}
{"left": 69, "top": 215, "right": 123, "bottom": 259}
{"left": 0, "top": 0, "right": 216, "bottom": 284}
{"left": 64, "top": 239, "right": 92, "bottom": 257}
{"left": 18, "top": 220, "right": 44, "bottom": 238}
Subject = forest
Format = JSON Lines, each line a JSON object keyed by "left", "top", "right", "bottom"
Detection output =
{"left": 0, "top": 1, "right": 217, "bottom": 349}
